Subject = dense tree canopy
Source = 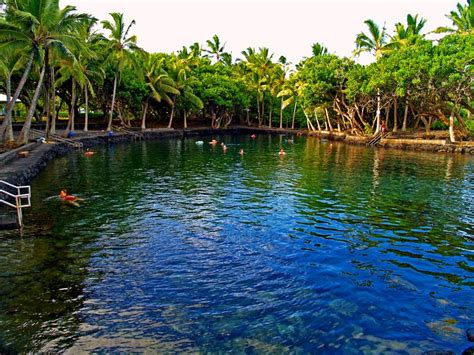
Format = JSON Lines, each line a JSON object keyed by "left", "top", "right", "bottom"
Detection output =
{"left": 0, "top": 0, "right": 472, "bottom": 145}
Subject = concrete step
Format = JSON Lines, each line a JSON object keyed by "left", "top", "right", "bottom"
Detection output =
{"left": 0, "top": 209, "right": 17, "bottom": 230}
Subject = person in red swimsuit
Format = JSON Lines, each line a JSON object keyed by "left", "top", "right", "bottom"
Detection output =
{"left": 60, "top": 190, "right": 83, "bottom": 206}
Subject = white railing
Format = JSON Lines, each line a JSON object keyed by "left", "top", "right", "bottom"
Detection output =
{"left": 0, "top": 180, "right": 31, "bottom": 228}
{"left": 30, "top": 129, "right": 83, "bottom": 149}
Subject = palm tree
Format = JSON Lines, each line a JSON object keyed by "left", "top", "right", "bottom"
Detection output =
{"left": 242, "top": 47, "right": 274, "bottom": 127}
{"left": 311, "top": 42, "right": 328, "bottom": 57}
{"left": 101, "top": 12, "right": 140, "bottom": 131}
{"left": 77, "top": 24, "right": 104, "bottom": 132}
{"left": 390, "top": 14, "right": 426, "bottom": 132}
{"left": 205, "top": 34, "right": 225, "bottom": 63}
{"left": 435, "top": 1, "right": 473, "bottom": 34}
{"left": 0, "top": 48, "right": 24, "bottom": 142}
{"left": 141, "top": 53, "right": 179, "bottom": 129}
{"left": 392, "top": 14, "right": 426, "bottom": 47}
{"left": 167, "top": 60, "right": 202, "bottom": 128}
{"left": 354, "top": 19, "right": 391, "bottom": 59}
{"left": 354, "top": 19, "right": 390, "bottom": 134}
{"left": 0, "top": 0, "right": 90, "bottom": 145}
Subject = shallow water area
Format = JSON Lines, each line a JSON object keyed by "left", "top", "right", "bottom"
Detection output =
{"left": 0, "top": 134, "right": 473, "bottom": 353}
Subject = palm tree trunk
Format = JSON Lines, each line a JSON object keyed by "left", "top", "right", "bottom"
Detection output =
{"left": 168, "top": 105, "right": 175, "bottom": 128}
{"left": 449, "top": 111, "right": 456, "bottom": 143}
{"left": 268, "top": 98, "right": 273, "bottom": 128}
{"left": 70, "top": 80, "right": 76, "bottom": 132}
{"left": 50, "top": 66, "right": 56, "bottom": 136}
{"left": 141, "top": 99, "right": 148, "bottom": 130}
{"left": 393, "top": 97, "right": 398, "bottom": 132}
{"left": 402, "top": 98, "right": 409, "bottom": 131}
{"left": 17, "top": 62, "right": 46, "bottom": 145}
{"left": 0, "top": 73, "right": 13, "bottom": 142}
{"left": 256, "top": 93, "right": 260, "bottom": 126}
{"left": 279, "top": 97, "right": 283, "bottom": 129}
{"left": 1, "top": 51, "right": 35, "bottom": 143}
{"left": 107, "top": 72, "right": 118, "bottom": 131}
{"left": 44, "top": 45, "right": 50, "bottom": 137}
{"left": 84, "top": 86, "right": 89, "bottom": 132}
{"left": 375, "top": 88, "right": 381, "bottom": 134}
{"left": 291, "top": 99, "right": 297, "bottom": 129}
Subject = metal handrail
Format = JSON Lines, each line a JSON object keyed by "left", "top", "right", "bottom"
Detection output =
{"left": 30, "top": 129, "right": 83, "bottom": 149}
{"left": 0, "top": 180, "right": 31, "bottom": 228}
{"left": 113, "top": 125, "right": 143, "bottom": 139}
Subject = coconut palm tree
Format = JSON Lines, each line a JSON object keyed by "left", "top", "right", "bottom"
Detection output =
{"left": 0, "top": 0, "right": 91, "bottom": 145}
{"left": 167, "top": 60, "right": 202, "bottom": 128}
{"left": 0, "top": 48, "right": 24, "bottom": 142}
{"left": 205, "top": 34, "right": 225, "bottom": 63}
{"left": 354, "top": 19, "right": 390, "bottom": 60}
{"left": 435, "top": 1, "right": 473, "bottom": 34}
{"left": 141, "top": 53, "right": 179, "bottom": 129}
{"left": 392, "top": 14, "right": 426, "bottom": 47}
{"left": 311, "top": 42, "right": 329, "bottom": 57}
{"left": 101, "top": 12, "right": 140, "bottom": 131}
{"left": 354, "top": 19, "right": 391, "bottom": 134}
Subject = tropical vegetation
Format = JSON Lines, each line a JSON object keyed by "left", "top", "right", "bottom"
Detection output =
{"left": 0, "top": 0, "right": 472, "bottom": 146}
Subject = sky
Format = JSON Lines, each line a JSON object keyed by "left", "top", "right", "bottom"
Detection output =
{"left": 63, "top": 0, "right": 459, "bottom": 65}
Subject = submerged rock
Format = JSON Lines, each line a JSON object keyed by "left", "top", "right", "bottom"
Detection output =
{"left": 467, "top": 329, "right": 474, "bottom": 342}
{"left": 329, "top": 299, "right": 358, "bottom": 317}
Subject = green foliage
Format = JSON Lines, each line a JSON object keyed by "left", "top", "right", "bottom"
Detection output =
{"left": 466, "top": 119, "right": 474, "bottom": 134}
{"left": 431, "top": 120, "right": 448, "bottom": 130}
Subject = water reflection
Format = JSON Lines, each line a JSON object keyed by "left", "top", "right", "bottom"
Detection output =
{"left": 0, "top": 135, "right": 473, "bottom": 353}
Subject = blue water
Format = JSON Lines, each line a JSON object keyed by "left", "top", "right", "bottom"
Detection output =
{"left": 0, "top": 134, "right": 473, "bottom": 353}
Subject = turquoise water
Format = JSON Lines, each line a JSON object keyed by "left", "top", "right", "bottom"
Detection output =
{"left": 0, "top": 134, "right": 473, "bottom": 353}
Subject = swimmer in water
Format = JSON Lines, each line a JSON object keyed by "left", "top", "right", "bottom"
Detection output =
{"left": 239, "top": 148, "right": 244, "bottom": 156}
{"left": 84, "top": 149, "right": 95, "bottom": 157}
{"left": 209, "top": 139, "right": 218, "bottom": 145}
{"left": 251, "top": 134, "right": 256, "bottom": 139}
{"left": 279, "top": 148, "right": 286, "bottom": 156}
{"left": 59, "top": 189, "right": 84, "bottom": 207}
{"left": 222, "top": 144, "right": 228, "bottom": 152}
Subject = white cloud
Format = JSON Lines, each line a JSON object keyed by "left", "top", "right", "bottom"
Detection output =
{"left": 64, "top": 0, "right": 459, "bottom": 64}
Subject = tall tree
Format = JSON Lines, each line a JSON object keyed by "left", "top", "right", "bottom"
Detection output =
{"left": 435, "top": 1, "right": 474, "bottom": 34}
{"left": 354, "top": 19, "right": 390, "bottom": 133}
{"left": 101, "top": 12, "right": 140, "bottom": 131}
{"left": 205, "top": 34, "right": 225, "bottom": 63}
{"left": 0, "top": 0, "right": 90, "bottom": 145}
{"left": 0, "top": 48, "right": 24, "bottom": 142}
{"left": 141, "top": 53, "right": 178, "bottom": 129}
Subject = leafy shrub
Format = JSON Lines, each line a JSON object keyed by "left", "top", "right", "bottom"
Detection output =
{"left": 466, "top": 120, "right": 474, "bottom": 135}
{"left": 431, "top": 120, "right": 448, "bottom": 130}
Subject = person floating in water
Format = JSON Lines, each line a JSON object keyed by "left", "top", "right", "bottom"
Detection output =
{"left": 221, "top": 143, "right": 228, "bottom": 152}
{"left": 239, "top": 148, "right": 244, "bottom": 156}
{"left": 59, "top": 189, "right": 84, "bottom": 207}
{"left": 251, "top": 134, "right": 256, "bottom": 139}
{"left": 209, "top": 139, "right": 218, "bottom": 145}
{"left": 84, "top": 149, "right": 95, "bottom": 157}
{"left": 279, "top": 148, "right": 286, "bottom": 156}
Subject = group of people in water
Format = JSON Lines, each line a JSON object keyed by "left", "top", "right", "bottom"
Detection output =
{"left": 61, "top": 134, "right": 292, "bottom": 206}
{"left": 208, "top": 134, "right": 288, "bottom": 156}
